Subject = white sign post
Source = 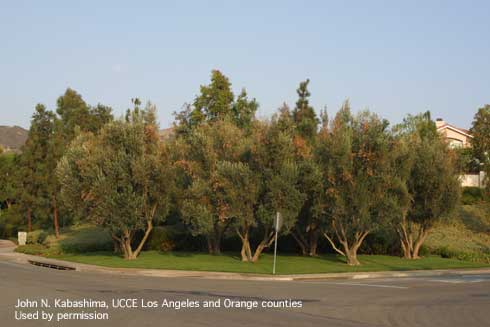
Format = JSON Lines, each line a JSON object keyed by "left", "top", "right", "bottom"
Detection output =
{"left": 18, "top": 232, "right": 27, "bottom": 246}
{"left": 272, "top": 212, "right": 283, "bottom": 275}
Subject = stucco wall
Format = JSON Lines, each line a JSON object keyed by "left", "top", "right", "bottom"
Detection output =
{"left": 438, "top": 128, "right": 471, "bottom": 148}
{"left": 460, "top": 172, "right": 486, "bottom": 187}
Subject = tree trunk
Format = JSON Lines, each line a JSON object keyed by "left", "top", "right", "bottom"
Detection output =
{"left": 241, "top": 239, "right": 253, "bottom": 262}
{"left": 207, "top": 238, "right": 213, "bottom": 254}
{"left": 237, "top": 226, "right": 253, "bottom": 262}
{"left": 308, "top": 229, "right": 319, "bottom": 256}
{"left": 207, "top": 236, "right": 221, "bottom": 255}
{"left": 291, "top": 231, "right": 308, "bottom": 255}
{"left": 52, "top": 198, "right": 60, "bottom": 239}
{"left": 397, "top": 220, "right": 430, "bottom": 259}
{"left": 132, "top": 220, "right": 153, "bottom": 258}
{"left": 112, "top": 238, "right": 120, "bottom": 253}
{"left": 122, "top": 237, "right": 136, "bottom": 260}
{"left": 412, "top": 229, "right": 429, "bottom": 259}
{"left": 292, "top": 226, "right": 320, "bottom": 256}
{"left": 118, "top": 204, "right": 157, "bottom": 260}
{"left": 251, "top": 231, "right": 276, "bottom": 262}
{"left": 251, "top": 241, "right": 268, "bottom": 262}
{"left": 323, "top": 227, "right": 369, "bottom": 266}
{"left": 207, "top": 222, "right": 227, "bottom": 255}
{"left": 345, "top": 248, "right": 360, "bottom": 266}
{"left": 400, "top": 238, "right": 413, "bottom": 259}
{"left": 27, "top": 208, "right": 32, "bottom": 232}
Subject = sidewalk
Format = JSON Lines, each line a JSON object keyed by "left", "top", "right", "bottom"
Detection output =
{"left": 1, "top": 244, "right": 490, "bottom": 281}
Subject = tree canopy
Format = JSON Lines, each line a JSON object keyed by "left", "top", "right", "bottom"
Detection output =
{"left": 0, "top": 72, "right": 467, "bottom": 265}
{"left": 318, "top": 103, "right": 397, "bottom": 265}
{"left": 57, "top": 103, "right": 173, "bottom": 259}
{"left": 394, "top": 112, "right": 461, "bottom": 259}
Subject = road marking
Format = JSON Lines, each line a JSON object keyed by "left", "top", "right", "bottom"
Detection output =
{"left": 302, "top": 281, "right": 408, "bottom": 289}
{"left": 430, "top": 279, "right": 485, "bottom": 284}
{"left": 333, "top": 282, "right": 408, "bottom": 289}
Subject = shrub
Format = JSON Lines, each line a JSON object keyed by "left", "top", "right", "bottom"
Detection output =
{"left": 37, "top": 231, "right": 49, "bottom": 244}
{"left": 15, "top": 244, "right": 49, "bottom": 256}
{"left": 147, "top": 226, "right": 177, "bottom": 252}
{"left": 27, "top": 230, "right": 49, "bottom": 245}
{"left": 58, "top": 227, "right": 113, "bottom": 253}
{"left": 430, "top": 245, "right": 490, "bottom": 263}
{"left": 359, "top": 229, "right": 400, "bottom": 256}
{"left": 461, "top": 187, "right": 484, "bottom": 205}
{"left": 0, "top": 205, "right": 23, "bottom": 239}
{"left": 418, "top": 244, "right": 430, "bottom": 257}
{"left": 432, "top": 246, "right": 458, "bottom": 258}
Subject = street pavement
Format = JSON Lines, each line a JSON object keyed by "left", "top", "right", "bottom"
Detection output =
{"left": 1, "top": 255, "right": 489, "bottom": 327}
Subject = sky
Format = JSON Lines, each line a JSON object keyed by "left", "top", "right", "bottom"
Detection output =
{"left": 1, "top": 0, "right": 489, "bottom": 130}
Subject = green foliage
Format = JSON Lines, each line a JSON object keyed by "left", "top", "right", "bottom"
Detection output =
{"left": 15, "top": 225, "right": 112, "bottom": 256}
{"left": 404, "top": 114, "right": 460, "bottom": 227}
{"left": 430, "top": 246, "right": 490, "bottom": 264}
{"left": 250, "top": 119, "right": 305, "bottom": 256}
{"left": 0, "top": 204, "right": 23, "bottom": 238}
{"left": 147, "top": 227, "right": 176, "bottom": 252}
{"left": 470, "top": 104, "right": 490, "bottom": 164}
{"left": 27, "top": 230, "right": 49, "bottom": 245}
{"left": 174, "top": 70, "right": 257, "bottom": 134}
{"left": 425, "top": 204, "right": 490, "bottom": 263}
{"left": 176, "top": 120, "right": 249, "bottom": 254}
{"left": 11, "top": 89, "right": 113, "bottom": 236}
{"left": 289, "top": 80, "right": 323, "bottom": 256}
{"left": 292, "top": 79, "right": 319, "bottom": 142}
{"left": 4, "top": 73, "right": 482, "bottom": 268}
{"left": 58, "top": 227, "right": 112, "bottom": 254}
{"left": 215, "top": 161, "right": 259, "bottom": 228}
{"left": 232, "top": 89, "right": 259, "bottom": 129}
{"left": 359, "top": 229, "right": 400, "bottom": 256}
{"left": 193, "top": 70, "right": 234, "bottom": 122}
{"left": 146, "top": 226, "right": 190, "bottom": 252}
{"left": 319, "top": 102, "right": 396, "bottom": 265}
{"left": 15, "top": 244, "right": 50, "bottom": 256}
{"left": 461, "top": 187, "right": 484, "bottom": 205}
{"left": 16, "top": 104, "right": 57, "bottom": 227}
{"left": 56, "top": 88, "right": 112, "bottom": 141}
{"left": 391, "top": 112, "right": 461, "bottom": 259}
{"left": 57, "top": 103, "right": 173, "bottom": 259}
{"left": 454, "top": 147, "right": 481, "bottom": 173}
{"left": 0, "top": 152, "right": 17, "bottom": 209}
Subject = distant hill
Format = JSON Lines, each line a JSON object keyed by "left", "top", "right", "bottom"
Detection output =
{"left": 0, "top": 125, "right": 28, "bottom": 152}
{"left": 0, "top": 125, "right": 173, "bottom": 153}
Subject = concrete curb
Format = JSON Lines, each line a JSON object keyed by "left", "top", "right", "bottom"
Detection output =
{"left": 2, "top": 249, "right": 490, "bottom": 282}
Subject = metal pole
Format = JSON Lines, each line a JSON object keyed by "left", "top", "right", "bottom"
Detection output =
{"left": 273, "top": 215, "right": 279, "bottom": 275}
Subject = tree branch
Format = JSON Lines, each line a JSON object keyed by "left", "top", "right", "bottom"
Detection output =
{"left": 323, "top": 232, "right": 346, "bottom": 256}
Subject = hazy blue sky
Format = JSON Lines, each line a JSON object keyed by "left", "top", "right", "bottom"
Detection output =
{"left": 1, "top": 0, "right": 489, "bottom": 129}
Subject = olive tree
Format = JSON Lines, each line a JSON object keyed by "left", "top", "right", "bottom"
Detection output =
{"left": 214, "top": 160, "right": 259, "bottom": 261}
{"left": 174, "top": 119, "right": 249, "bottom": 254}
{"left": 394, "top": 113, "right": 460, "bottom": 259}
{"left": 319, "top": 103, "right": 396, "bottom": 265}
{"left": 244, "top": 119, "right": 305, "bottom": 262}
{"left": 57, "top": 104, "right": 174, "bottom": 260}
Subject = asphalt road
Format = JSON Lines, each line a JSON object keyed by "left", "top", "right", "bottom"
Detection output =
{"left": 0, "top": 259, "right": 489, "bottom": 327}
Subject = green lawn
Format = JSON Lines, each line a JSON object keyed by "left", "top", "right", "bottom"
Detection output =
{"left": 14, "top": 204, "right": 490, "bottom": 274}
{"left": 52, "top": 251, "right": 489, "bottom": 275}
